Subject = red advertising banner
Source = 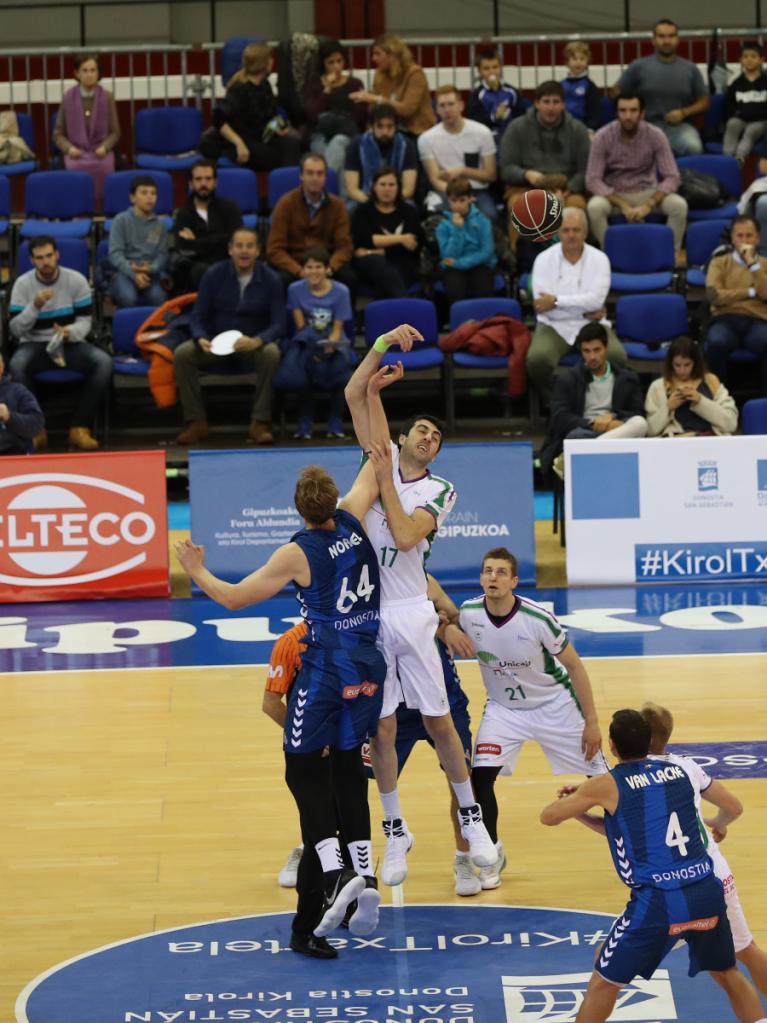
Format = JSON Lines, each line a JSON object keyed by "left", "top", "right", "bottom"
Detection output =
{"left": 0, "top": 451, "right": 169, "bottom": 602}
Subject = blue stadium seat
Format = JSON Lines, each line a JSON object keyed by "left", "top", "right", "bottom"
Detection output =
{"left": 111, "top": 306, "right": 154, "bottom": 379}
{"left": 102, "top": 170, "right": 174, "bottom": 233}
{"left": 677, "top": 154, "right": 741, "bottom": 222}
{"left": 615, "top": 293, "right": 689, "bottom": 363}
{"left": 220, "top": 37, "right": 266, "bottom": 90}
{"left": 20, "top": 171, "right": 94, "bottom": 239}
{"left": 0, "top": 175, "right": 9, "bottom": 238}
{"left": 17, "top": 238, "right": 90, "bottom": 279}
{"left": 685, "top": 219, "right": 732, "bottom": 287}
{"left": 135, "top": 106, "right": 203, "bottom": 171}
{"left": 0, "top": 111, "right": 37, "bottom": 177}
{"left": 363, "top": 298, "right": 444, "bottom": 373}
{"left": 215, "top": 167, "right": 260, "bottom": 229}
{"left": 604, "top": 224, "right": 675, "bottom": 293}
{"left": 742, "top": 397, "right": 767, "bottom": 434}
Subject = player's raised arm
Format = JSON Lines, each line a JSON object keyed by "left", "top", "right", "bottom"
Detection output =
{"left": 540, "top": 773, "right": 617, "bottom": 826}
{"left": 368, "top": 440, "right": 438, "bottom": 552}
{"left": 174, "top": 539, "right": 306, "bottom": 610}
{"left": 344, "top": 324, "right": 422, "bottom": 451}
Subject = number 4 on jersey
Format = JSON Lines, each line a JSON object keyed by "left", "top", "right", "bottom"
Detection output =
{"left": 665, "top": 811, "right": 690, "bottom": 856}
{"left": 336, "top": 564, "right": 376, "bottom": 613}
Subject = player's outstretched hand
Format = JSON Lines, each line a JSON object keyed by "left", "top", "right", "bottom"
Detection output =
{"left": 704, "top": 817, "right": 728, "bottom": 843}
{"left": 384, "top": 323, "right": 423, "bottom": 352}
{"left": 367, "top": 439, "right": 393, "bottom": 482}
{"left": 581, "top": 721, "right": 602, "bottom": 761}
{"left": 174, "top": 538, "right": 205, "bottom": 574}
{"left": 367, "top": 361, "right": 404, "bottom": 397}
{"left": 443, "top": 623, "right": 475, "bottom": 659}
{"left": 557, "top": 784, "right": 580, "bottom": 799}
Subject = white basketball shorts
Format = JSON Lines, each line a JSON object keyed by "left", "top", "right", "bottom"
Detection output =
{"left": 472, "top": 689, "right": 608, "bottom": 775}
{"left": 376, "top": 596, "right": 449, "bottom": 718}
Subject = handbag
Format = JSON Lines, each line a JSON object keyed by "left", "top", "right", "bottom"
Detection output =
{"left": 678, "top": 168, "right": 725, "bottom": 209}
{"left": 316, "top": 110, "right": 358, "bottom": 140}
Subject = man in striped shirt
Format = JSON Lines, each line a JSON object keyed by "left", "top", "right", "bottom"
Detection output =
{"left": 460, "top": 545, "right": 606, "bottom": 886}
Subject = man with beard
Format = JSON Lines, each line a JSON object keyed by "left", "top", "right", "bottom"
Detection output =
{"left": 615, "top": 19, "right": 709, "bottom": 156}
{"left": 586, "top": 93, "right": 687, "bottom": 252}
{"left": 172, "top": 159, "right": 243, "bottom": 292}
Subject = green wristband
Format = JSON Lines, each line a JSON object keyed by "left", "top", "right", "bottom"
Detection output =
{"left": 373, "top": 334, "right": 391, "bottom": 353}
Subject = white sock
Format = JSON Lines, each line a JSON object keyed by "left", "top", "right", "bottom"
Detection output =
{"left": 451, "top": 779, "right": 476, "bottom": 808}
{"left": 455, "top": 849, "right": 470, "bottom": 860}
{"left": 315, "top": 837, "right": 343, "bottom": 873}
{"left": 348, "top": 840, "right": 373, "bottom": 876}
{"left": 380, "top": 788, "right": 401, "bottom": 820}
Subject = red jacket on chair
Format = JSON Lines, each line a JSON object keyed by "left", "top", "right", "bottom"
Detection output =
{"left": 439, "top": 315, "right": 530, "bottom": 397}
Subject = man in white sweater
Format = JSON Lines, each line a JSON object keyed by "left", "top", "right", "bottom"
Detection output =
{"left": 527, "top": 208, "right": 626, "bottom": 406}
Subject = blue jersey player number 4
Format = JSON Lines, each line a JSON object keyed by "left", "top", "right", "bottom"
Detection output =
{"left": 540, "top": 708, "right": 767, "bottom": 1023}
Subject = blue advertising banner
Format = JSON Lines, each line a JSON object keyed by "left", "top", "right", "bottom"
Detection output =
{"left": 189, "top": 443, "right": 535, "bottom": 588}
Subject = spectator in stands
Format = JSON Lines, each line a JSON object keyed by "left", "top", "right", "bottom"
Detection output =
{"left": 468, "top": 45, "right": 522, "bottom": 145}
{"left": 172, "top": 159, "right": 243, "bottom": 292}
{"left": 418, "top": 85, "right": 498, "bottom": 220}
{"left": 212, "top": 43, "right": 300, "bottom": 170}
{"left": 286, "top": 246, "right": 353, "bottom": 440}
{"left": 645, "top": 336, "right": 738, "bottom": 437}
{"left": 352, "top": 167, "right": 422, "bottom": 298}
{"left": 723, "top": 42, "right": 767, "bottom": 164}
{"left": 302, "top": 39, "right": 367, "bottom": 190}
{"left": 435, "top": 176, "right": 496, "bottom": 305}
{"left": 349, "top": 33, "right": 436, "bottom": 137}
{"left": 561, "top": 41, "right": 601, "bottom": 132}
{"left": 499, "top": 80, "right": 590, "bottom": 241}
{"left": 586, "top": 93, "right": 687, "bottom": 252}
{"left": 539, "top": 322, "right": 647, "bottom": 479}
{"left": 107, "top": 175, "right": 170, "bottom": 308}
{"left": 527, "top": 207, "right": 626, "bottom": 408}
{"left": 173, "top": 227, "right": 283, "bottom": 446}
{"left": 267, "top": 153, "right": 355, "bottom": 294}
{"left": 705, "top": 215, "right": 767, "bottom": 393}
{"left": 344, "top": 103, "right": 418, "bottom": 208}
{"left": 8, "top": 235, "right": 111, "bottom": 451}
{"left": 0, "top": 351, "right": 44, "bottom": 455}
{"left": 615, "top": 19, "right": 708, "bottom": 156}
{"left": 54, "top": 53, "right": 120, "bottom": 206}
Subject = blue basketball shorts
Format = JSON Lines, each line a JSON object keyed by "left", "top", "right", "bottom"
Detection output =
{"left": 596, "top": 877, "right": 735, "bottom": 986}
{"left": 283, "top": 644, "right": 386, "bottom": 754}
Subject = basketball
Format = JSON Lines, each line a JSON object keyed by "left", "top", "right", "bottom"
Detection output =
{"left": 510, "top": 189, "right": 563, "bottom": 241}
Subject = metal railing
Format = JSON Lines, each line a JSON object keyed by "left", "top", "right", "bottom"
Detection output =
{"left": 0, "top": 28, "right": 763, "bottom": 164}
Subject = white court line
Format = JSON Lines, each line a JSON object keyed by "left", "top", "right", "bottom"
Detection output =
{"left": 1, "top": 648, "right": 765, "bottom": 680}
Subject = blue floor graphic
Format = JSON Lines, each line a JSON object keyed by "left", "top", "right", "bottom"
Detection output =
{"left": 17, "top": 904, "right": 754, "bottom": 1023}
{"left": 3, "top": 581, "right": 767, "bottom": 673}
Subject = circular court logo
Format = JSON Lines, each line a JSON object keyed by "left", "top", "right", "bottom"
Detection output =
{"left": 17, "top": 904, "right": 727, "bottom": 1022}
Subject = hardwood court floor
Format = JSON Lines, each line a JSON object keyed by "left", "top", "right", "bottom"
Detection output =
{"left": 2, "top": 654, "right": 766, "bottom": 1022}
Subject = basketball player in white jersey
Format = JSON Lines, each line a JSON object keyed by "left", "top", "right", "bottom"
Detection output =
{"left": 639, "top": 702, "right": 767, "bottom": 999}
{"left": 460, "top": 545, "right": 606, "bottom": 887}
{"left": 344, "top": 324, "right": 497, "bottom": 885}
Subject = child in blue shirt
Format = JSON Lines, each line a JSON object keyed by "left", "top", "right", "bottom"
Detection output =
{"left": 285, "top": 247, "right": 353, "bottom": 440}
{"left": 561, "top": 41, "right": 601, "bottom": 132}
{"left": 467, "top": 46, "right": 521, "bottom": 146}
{"left": 436, "top": 177, "right": 497, "bottom": 307}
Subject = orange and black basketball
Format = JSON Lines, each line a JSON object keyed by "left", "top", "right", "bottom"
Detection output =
{"left": 510, "top": 189, "right": 563, "bottom": 241}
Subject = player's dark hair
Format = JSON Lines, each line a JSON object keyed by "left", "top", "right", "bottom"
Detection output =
{"left": 640, "top": 702, "right": 675, "bottom": 754}
{"left": 294, "top": 465, "right": 339, "bottom": 526}
{"left": 446, "top": 175, "right": 473, "bottom": 199}
{"left": 653, "top": 18, "right": 678, "bottom": 34}
{"left": 575, "top": 322, "right": 608, "bottom": 348}
{"left": 662, "top": 336, "right": 706, "bottom": 387}
{"left": 609, "top": 709, "right": 651, "bottom": 759}
{"left": 482, "top": 547, "right": 518, "bottom": 576}
{"left": 476, "top": 45, "right": 500, "bottom": 67}
{"left": 732, "top": 214, "right": 759, "bottom": 234}
{"left": 229, "top": 225, "right": 259, "bottom": 246}
{"left": 742, "top": 40, "right": 762, "bottom": 55}
{"left": 399, "top": 413, "right": 445, "bottom": 452}
{"left": 371, "top": 102, "right": 397, "bottom": 125}
{"left": 189, "top": 158, "right": 218, "bottom": 179}
{"left": 535, "top": 80, "right": 564, "bottom": 101}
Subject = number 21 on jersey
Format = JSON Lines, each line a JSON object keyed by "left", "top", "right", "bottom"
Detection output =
{"left": 336, "top": 564, "right": 376, "bottom": 613}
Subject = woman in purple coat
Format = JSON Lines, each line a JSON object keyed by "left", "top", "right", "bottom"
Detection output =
{"left": 54, "top": 54, "right": 120, "bottom": 205}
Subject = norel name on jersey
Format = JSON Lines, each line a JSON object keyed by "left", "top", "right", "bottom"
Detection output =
{"left": 328, "top": 532, "right": 363, "bottom": 559}
{"left": 625, "top": 764, "right": 686, "bottom": 789}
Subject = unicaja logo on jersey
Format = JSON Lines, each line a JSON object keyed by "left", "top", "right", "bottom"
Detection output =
{"left": 0, "top": 473, "right": 157, "bottom": 586}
